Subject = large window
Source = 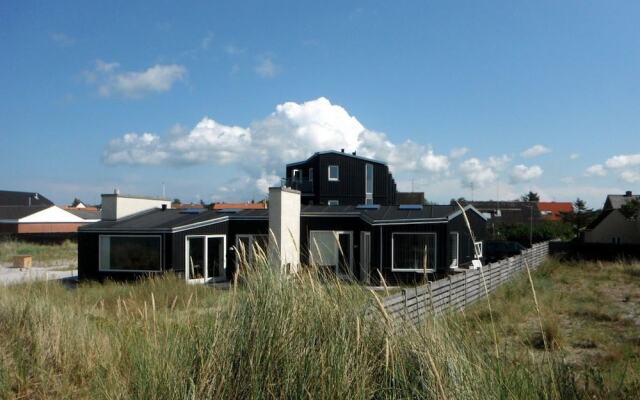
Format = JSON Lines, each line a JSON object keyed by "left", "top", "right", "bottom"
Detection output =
{"left": 328, "top": 165, "right": 339, "bottom": 181}
{"left": 392, "top": 233, "right": 436, "bottom": 272}
{"left": 99, "top": 235, "right": 161, "bottom": 271}
{"left": 236, "top": 234, "right": 269, "bottom": 268}
{"left": 365, "top": 163, "right": 373, "bottom": 203}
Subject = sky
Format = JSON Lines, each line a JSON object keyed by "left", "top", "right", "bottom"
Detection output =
{"left": 1, "top": 1, "right": 639, "bottom": 208}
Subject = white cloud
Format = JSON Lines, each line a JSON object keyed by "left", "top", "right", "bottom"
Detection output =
{"left": 255, "top": 56, "right": 280, "bottom": 78}
{"left": 50, "top": 32, "right": 75, "bottom": 46}
{"left": 104, "top": 97, "right": 452, "bottom": 198}
{"left": 569, "top": 153, "right": 579, "bottom": 160}
{"left": 458, "top": 158, "right": 498, "bottom": 189}
{"left": 521, "top": 144, "right": 551, "bottom": 158}
{"left": 585, "top": 164, "right": 607, "bottom": 177}
{"left": 449, "top": 147, "right": 469, "bottom": 159}
{"left": 620, "top": 170, "right": 640, "bottom": 183}
{"left": 510, "top": 164, "right": 543, "bottom": 183}
{"left": 85, "top": 61, "right": 187, "bottom": 98}
{"left": 604, "top": 153, "right": 640, "bottom": 169}
{"left": 224, "top": 44, "right": 244, "bottom": 55}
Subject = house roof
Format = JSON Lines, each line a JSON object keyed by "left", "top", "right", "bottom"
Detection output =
{"left": 64, "top": 208, "right": 101, "bottom": 221}
{"left": 538, "top": 202, "right": 573, "bottom": 221}
{"left": 461, "top": 200, "right": 542, "bottom": 225}
{"left": 0, "top": 205, "right": 50, "bottom": 220}
{"left": 286, "top": 150, "right": 387, "bottom": 167}
{"left": 80, "top": 208, "right": 269, "bottom": 232}
{"left": 604, "top": 194, "right": 640, "bottom": 210}
{"left": 213, "top": 202, "right": 268, "bottom": 210}
{"left": 0, "top": 190, "right": 53, "bottom": 207}
{"left": 79, "top": 204, "right": 485, "bottom": 232}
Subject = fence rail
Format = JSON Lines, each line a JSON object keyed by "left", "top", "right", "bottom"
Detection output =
{"left": 382, "top": 241, "right": 550, "bottom": 324}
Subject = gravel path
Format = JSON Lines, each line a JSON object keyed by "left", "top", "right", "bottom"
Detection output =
{"left": 0, "top": 265, "right": 77, "bottom": 286}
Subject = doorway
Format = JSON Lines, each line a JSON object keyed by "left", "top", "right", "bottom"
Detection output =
{"left": 185, "top": 235, "right": 226, "bottom": 283}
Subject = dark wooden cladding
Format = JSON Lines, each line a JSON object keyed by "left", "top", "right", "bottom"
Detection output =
{"left": 286, "top": 152, "right": 397, "bottom": 205}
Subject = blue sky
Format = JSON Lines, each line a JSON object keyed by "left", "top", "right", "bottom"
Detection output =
{"left": 1, "top": 1, "right": 639, "bottom": 207}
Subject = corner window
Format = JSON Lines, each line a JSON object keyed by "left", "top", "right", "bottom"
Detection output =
{"left": 99, "top": 235, "right": 161, "bottom": 272}
{"left": 328, "top": 165, "right": 339, "bottom": 181}
{"left": 328, "top": 200, "right": 339, "bottom": 206}
{"left": 308, "top": 168, "right": 313, "bottom": 182}
{"left": 292, "top": 169, "right": 301, "bottom": 182}
{"left": 365, "top": 163, "right": 373, "bottom": 195}
{"left": 392, "top": 233, "right": 436, "bottom": 272}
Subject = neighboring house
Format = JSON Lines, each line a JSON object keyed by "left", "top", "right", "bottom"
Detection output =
{"left": 584, "top": 191, "right": 640, "bottom": 244}
{"left": 78, "top": 189, "right": 487, "bottom": 284}
{"left": 460, "top": 200, "right": 542, "bottom": 225}
{"left": 538, "top": 202, "right": 573, "bottom": 221}
{"left": 284, "top": 150, "right": 398, "bottom": 206}
{"left": 0, "top": 190, "right": 99, "bottom": 237}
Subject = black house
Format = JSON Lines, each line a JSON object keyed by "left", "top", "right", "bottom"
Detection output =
{"left": 284, "top": 150, "right": 399, "bottom": 206}
{"left": 78, "top": 192, "right": 487, "bottom": 285}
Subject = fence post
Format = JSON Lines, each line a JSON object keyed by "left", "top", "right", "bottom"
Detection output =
{"left": 403, "top": 288, "right": 408, "bottom": 321}
{"left": 464, "top": 271, "right": 467, "bottom": 309}
{"left": 448, "top": 276, "right": 452, "bottom": 311}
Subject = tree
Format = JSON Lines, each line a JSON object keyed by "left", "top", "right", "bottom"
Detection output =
{"left": 561, "top": 198, "right": 597, "bottom": 238}
{"left": 520, "top": 191, "right": 540, "bottom": 202}
{"left": 173, "top": 198, "right": 181, "bottom": 205}
{"left": 620, "top": 198, "right": 640, "bottom": 220}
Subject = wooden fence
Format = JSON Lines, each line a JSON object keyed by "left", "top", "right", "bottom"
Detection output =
{"left": 382, "top": 241, "right": 550, "bottom": 324}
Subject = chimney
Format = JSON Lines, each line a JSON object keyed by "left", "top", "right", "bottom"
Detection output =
{"left": 101, "top": 193, "right": 171, "bottom": 221}
{"left": 341, "top": 148, "right": 344, "bottom": 153}
{"left": 352, "top": 151, "right": 356, "bottom": 156}
{"left": 625, "top": 190, "right": 633, "bottom": 197}
{"left": 268, "top": 186, "right": 301, "bottom": 274}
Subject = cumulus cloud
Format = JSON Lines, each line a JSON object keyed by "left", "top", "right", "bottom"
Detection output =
{"left": 510, "top": 164, "right": 543, "bottom": 183}
{"left": 621, "top": 170, "right": 640, "bottom": 183}
{"left": 521, "top": 144, "right": 551, "bottom": 158}
{"left": 604, "top": 153, "right": 640, "bottom": 169}
{"left": 85, "top": 60, "right": 186, "bottom": 97}
{"left": 458, "top": 158, "right": 498, "bottom": 189}
{"left": 255, "top": 56, "right": 280, "bottom": 78}
{"left": 104, "top": 97, "right": 452, "bottom": 198}
{"left": 585, "top": 164, "right": 607, "bottom": 177}
{"left": 449, "top": 147, "right": 469, "bottom": 159}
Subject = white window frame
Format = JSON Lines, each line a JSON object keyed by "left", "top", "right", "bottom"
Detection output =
{"left": 291, "top": 169, "right": 301, "bottom": 182}
{"left": 185, "top": 234, "right": 227, "bottom": 283}
{"left": 98, "top": 234, "right": 162, "bottom": 273}
{"left": 235, "top": 234, "right": 269, "bottom": 269}
{"left": 391, "top": 232, "right": 437, "bottom": 273}
{"left": 327, "top": 200, "right": 339, "bottom": 206}
{"left": 309, "top": 230, "right": 354, "bottom": 279}
{"left": 365, "top": 163, "right": 373, "bottom": 201}
{"left": 328, "top": 165, "right": 339, "bottom": 181}
{"left": 449, "top": 232, "right": 459, "bottom": 268}
{"left": 474, "top": 241, "right": 483, "bottom": 259}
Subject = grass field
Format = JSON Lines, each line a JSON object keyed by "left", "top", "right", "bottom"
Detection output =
{"left": 0, "top": 259, "right": 638, "bottom": 399}
{"left": 0, "top": 240, "right": 77, "bottom": 265}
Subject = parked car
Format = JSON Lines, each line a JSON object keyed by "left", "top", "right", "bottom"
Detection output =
{"left": 483, "top": 240, "right": 526, "bottom": 263}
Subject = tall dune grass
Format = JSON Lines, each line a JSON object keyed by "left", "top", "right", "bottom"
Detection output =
{"left": 0, "top": 261, "right": 606, "bottom": 399}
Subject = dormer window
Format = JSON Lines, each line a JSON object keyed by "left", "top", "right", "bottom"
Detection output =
{"left": 328, "top": 165, "right": 339, "bottom": 181}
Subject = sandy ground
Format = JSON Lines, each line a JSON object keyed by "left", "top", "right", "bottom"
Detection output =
{"left": 0, "top": 265, "right": 77, "bottom": 286}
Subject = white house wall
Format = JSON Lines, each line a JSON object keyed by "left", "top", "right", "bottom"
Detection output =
{"left": 18, "top": 206, "right": 86, "bottom": 223}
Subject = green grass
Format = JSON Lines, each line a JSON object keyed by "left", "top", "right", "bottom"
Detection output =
{"left": 0, "top": 259, "right": 638, "bottom": 398}
{"left": 0, "top": 240, "right": 77, "bottom": 265}
{"left": 466, "top": 258, "right": 640, "bottom": 398}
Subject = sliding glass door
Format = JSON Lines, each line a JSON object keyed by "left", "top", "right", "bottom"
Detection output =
{"left": 309, "top": 231, "right": 353, "bottom": 279}
{"left": 186, "top": 235, "right": 226, "bottom": 282}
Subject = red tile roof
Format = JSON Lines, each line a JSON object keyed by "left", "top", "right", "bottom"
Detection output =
{"left": 538, "top": 202, "right": 573, "bottom": 221}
